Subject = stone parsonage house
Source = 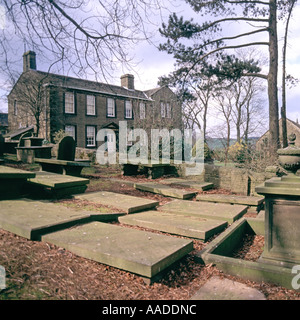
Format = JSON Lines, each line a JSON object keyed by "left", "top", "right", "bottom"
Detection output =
{"left": 8, "top": 51, "right": 182, "bottom": 150}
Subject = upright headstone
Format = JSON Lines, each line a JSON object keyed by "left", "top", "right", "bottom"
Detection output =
{"left": 57, "top": 136, "right": 76, "bottom": 161}
{"left": 0, "top": 134, "right": 4, "bottom": 157}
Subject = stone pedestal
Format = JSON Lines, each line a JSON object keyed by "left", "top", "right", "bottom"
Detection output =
{"left": 256, "top": 175, "right": 300, "bottom": 268}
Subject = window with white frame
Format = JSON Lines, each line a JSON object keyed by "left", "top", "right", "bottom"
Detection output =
{"left": 86, "top": 126, "right": 96, "bottom": 147}
{"left": 125, "top": 100, "right": 133, "bottom": 119}
{"left": 139, "top": 102, "right": 146, "bottom": 119}
{"left": 65, "top": 125, "right": 76, "bottom": 141}
{"left": 65, "top": 92, "right": 75, "bottom": 114}
{"left": 161, "top": 102, "right": 166, "bottom": 118}
{"left": 86, "top": 95, "right": 96, "bottom": 115}
{"left": 107, "top": 98, "right": 115, "bottom": 117}
{"left": 166, "top": 103, "right": 171, "bottom": 118}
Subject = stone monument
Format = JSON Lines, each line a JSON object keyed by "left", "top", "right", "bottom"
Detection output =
{"left": 256, "top": 133, "right": 300, "bottom": 268}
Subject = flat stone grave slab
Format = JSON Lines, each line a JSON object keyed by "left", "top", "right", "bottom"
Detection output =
{"left": 163, "top": 178, "right": 214, "bottom": 191}
{"left": 134, "top": 182, "right": 197, "bottom": 199}
{"left": 0, "top": 165, "right": 36, "bottom": 199}
{"left": 0, "top": 199, "right": 93, "bottom": 240}
{"left": 190, "top": 277, "right": 266, "bottom": 300}
{"left": 76, "top": 191, "right": 159, "bottom": 213}
{"left": 196, "top": 194, "right": 264, "bottom": 208}
{"left": 158, "top": 200, "right": 247, "bottom": 223}
{"left": 42, "top": 221, "right": 193, "bottom": 282}
{"left": 119, "top": 211, "right": 227, "bottom": 241}
{"left": 0, "top": 165, "right": 36, "bottom": 179}
{"left": 27, "top": 171, "right": 89, "bottom": 197}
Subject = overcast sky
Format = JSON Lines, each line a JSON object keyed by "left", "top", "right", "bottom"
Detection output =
{"left": 128, "top": 3, "right": 300, "bottom": 127}
{"left": 1, "top": 1, "right": 300, "bottom": 130}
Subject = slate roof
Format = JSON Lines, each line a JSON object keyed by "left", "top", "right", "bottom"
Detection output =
{"left": 22, "top": 70, "right": 153, "bottom": 101}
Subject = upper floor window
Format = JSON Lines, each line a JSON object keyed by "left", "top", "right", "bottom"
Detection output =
{"left": 139, "top": 102, "right": 146, "bottom": 119}
{"left": 65, "top": 92, "right": 75, "bottom": 114}
{"left": 161, "top": 102, "right": 171, "bottom": 118}
{"left": 166, "top": 103, "right": 171, "bottom": 118}
{"left": 161, "top": 102, "right": 166, "bottom": 118}
{"left": 107, "top": 98, "right": 115, "bottom": 117}
{"left": 86, "top": 95, "right": 96, "bottom": 115}
{"left": 125, "top": 100, "right": 133, "bottom": 119}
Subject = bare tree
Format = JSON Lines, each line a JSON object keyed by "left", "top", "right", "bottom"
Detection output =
{"left": 213, "top": 88, "right": 234, "bottom": 163}
{"left": 8, "top": 71, "right": 53, "bottom": 137}
{"left": 159, "top": 0, "right": 299, "bottom": 157}
{"left": 1, "top": 0, "right": 171, "bottom": 83}
{"left": 279, "top": 0, "right": 298, "bottom": 147}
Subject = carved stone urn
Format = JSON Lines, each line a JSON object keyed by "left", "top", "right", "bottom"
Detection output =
{"left": 277, "top": 133, "right": 300, "bottom": 175}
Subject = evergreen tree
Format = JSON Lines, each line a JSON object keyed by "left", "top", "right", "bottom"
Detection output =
{"left": 159, "top": 0, "right": 291, "bottom": 156}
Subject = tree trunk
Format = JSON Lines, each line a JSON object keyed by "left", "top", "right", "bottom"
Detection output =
{"left": 236, "top": 120, "right": 241, "bottom": 144}
{"left": 281, "top": 0, "right": 296, "bottom": 148}
{"left": 268, "top": 0, "right": 280, "bottom": 157}
{"left": 203, "top": 101, "right": 208, "bottom": 142}
{"left": 225, "top": 118, "right": 231, "bottom": 165}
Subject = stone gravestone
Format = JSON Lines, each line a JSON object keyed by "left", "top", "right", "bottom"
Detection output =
{"left": 57, "top": 136, "right": 76, "bottom": 161}
{"left": 18, "top": 132, "right": 32, "bottom": 147}
{"left": 256, "top": 134, "right": 300, "bottom": 268}
{"left": 0, "top": 134, "right": 4, "bottom": 157}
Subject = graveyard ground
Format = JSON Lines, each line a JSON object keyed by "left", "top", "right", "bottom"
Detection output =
{"left": 1, "top": 163, "right": 300, "bottom": 300}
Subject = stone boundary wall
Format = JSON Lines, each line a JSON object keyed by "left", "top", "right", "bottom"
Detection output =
{"left": 203, "top": 164, "right": 269, "bottom": 196}
{"left": 181, "top": 164, "right": 275, "bottom": 196}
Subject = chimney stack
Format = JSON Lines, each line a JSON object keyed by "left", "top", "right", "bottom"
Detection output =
{"left": 23, "top": 51, "right": 37, "bottom": 72}
{"left": 121, "top": 74, "right": 134, "bottom": 90}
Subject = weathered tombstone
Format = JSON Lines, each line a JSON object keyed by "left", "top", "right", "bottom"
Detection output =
{"left": 57, "top": 136, "right": 76, "bottom": 161}
{"left": 0, "top": 134, "right": 4, "bottom": 157}
{"left": 18, "top": 132, "right": 32, "bottom": 147}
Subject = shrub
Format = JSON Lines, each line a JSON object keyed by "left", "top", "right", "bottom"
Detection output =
{"left": 192, "top": 140, "right": 214, "bottom": 162}
{"left": 228, "top": 141, "right": 248, "bottom": 163}
{"left": 53, "top": 129, "right": 68, "bottom": 144}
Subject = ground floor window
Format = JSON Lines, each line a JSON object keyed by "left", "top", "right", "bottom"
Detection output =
{"left": 86, "top": 125, "right": 96, "bottom": 147}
